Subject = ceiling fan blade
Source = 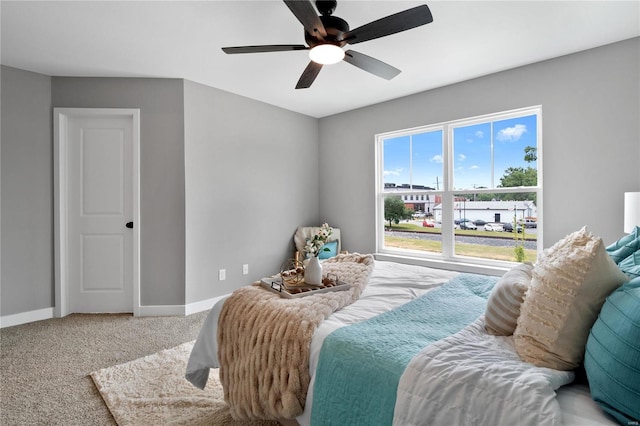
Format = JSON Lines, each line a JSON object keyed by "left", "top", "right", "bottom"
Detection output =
{"left": 343, "top": 50, "right": 401, "bottom": 80}
{"left": 222, "top": 45, "right": 308, "bottom": 54}
{"left": 341, "top": 4, "right": 433, "bottom": 45}
{"left": 296, "top": 61, "right": 323, "bottom": 89}
{"left": 283, "top": 0, "right": 327, "bottom": 39}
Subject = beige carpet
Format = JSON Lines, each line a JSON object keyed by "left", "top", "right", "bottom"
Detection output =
{"left": 91, "top": 341, "right": 280, "bottom": 426}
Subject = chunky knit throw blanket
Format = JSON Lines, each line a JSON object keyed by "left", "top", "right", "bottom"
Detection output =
{"left": 217, "top": 253, "right": 375, "bottom": 420}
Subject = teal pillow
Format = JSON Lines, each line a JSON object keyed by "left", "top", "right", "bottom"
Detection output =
{"left": 606, "top": 226, "right": 640, "bottom": 264}
{"left": 618, "top": 251, "right": 640, "bottom": 279}
{"left": 318, "top": 240, "right": 339, "bottom": 260}
{"left": 584, "top": 278, "right": 640, "bottom": 424}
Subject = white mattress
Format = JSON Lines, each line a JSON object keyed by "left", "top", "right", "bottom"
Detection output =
{"left": 297, "top": 260, "right": 616, "bottom": 426}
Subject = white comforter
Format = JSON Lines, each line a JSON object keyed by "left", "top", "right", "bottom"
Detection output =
{"left": 394, "top": 317, "right": 575, "bottom": 426}
{"left": 186, "top": 260, "right": 616, "bottom": 426}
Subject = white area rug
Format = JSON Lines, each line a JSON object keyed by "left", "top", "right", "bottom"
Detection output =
{"left": 91, "top": 341, "right": 279, "bottom": 426}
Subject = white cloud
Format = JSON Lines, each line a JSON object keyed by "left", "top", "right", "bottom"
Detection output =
{"left": 384, "top": 168, "right": 403, "bottom": 176}
{"left": 458, "top": 154, "right": 467, "bottom": 162}
{"left": 496, "top": 124, "right": 527, "bottom": 142}
{"left": 430, "top": 155, "right": 443, "bottom": 163}
{"left": 475, "top": 130, "right": 484, "bottom": 138}
{"left": 470, "top": 165, "right": 479, "bottom": 169}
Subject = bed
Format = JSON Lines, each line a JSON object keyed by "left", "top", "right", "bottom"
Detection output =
{"left": 186, "top": 226, "right": 640, "bottom": 426}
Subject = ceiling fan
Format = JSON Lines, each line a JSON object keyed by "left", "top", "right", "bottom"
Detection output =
{"left": 222, "top": 0, "right": 433, "bottom": 89}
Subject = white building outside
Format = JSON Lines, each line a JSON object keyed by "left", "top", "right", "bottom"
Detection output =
{"left": 433, "top": 200, "right": 537, "bottom": 224}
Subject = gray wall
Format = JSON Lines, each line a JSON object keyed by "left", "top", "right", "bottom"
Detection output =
{"left": 1, "top": 70, "right": 319, "bottom": 316}
{"left": 318, "top": 38, "right": 640, "bottom": 253}
{"left": 183, "top": 80, "right": 319, "bottom": 304}
{"left": 52, "top": 77, "right": 187, "bottom": 306}
{"left": 2, "top": 38, "right": 639, "bottom": 318}
{"left": 1, "top": 66, "right": 53, "bottom": 315}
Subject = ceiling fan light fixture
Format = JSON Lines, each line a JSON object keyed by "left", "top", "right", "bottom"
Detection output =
{"left": 224, "top": 1, "right": 434, "bottom": 88}
{"left": 309, "top": 44, "right": 345, "bottom": 65}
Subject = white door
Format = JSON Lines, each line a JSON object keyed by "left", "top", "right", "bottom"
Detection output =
{"left": 54, "top": 109, "right": 140, "bottom": 315}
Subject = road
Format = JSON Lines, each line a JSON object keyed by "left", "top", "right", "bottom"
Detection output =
{"left": 386, "top": 230, "right": 538, "bottom": 250}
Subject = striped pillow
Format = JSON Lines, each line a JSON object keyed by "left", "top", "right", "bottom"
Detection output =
{"left": 485, "top": 262, "right": 533, "bottom": 336}
{"left": 606, "top": 226, "right": 640, "bottom": 264}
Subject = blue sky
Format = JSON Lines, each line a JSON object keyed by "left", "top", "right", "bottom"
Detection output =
{"left": 383, "top": 114, "right": 537, "bottom": 190}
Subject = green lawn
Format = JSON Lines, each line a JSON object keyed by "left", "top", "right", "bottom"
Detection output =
{"left": 385, "top": 224, "right": 537, "bottom": 262}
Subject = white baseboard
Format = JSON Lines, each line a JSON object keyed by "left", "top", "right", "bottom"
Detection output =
{"left": 137, "top": 305, "right": 186, "bottom": 316}
{"left": 137, "top": 295, "right": 227, "bottom": 317}
{"left": 0, "top": 307, "right": 54, "bottom": 328}
{"left": 185, "top": 295, "right": 226, "bottom": 316}
{"left": 1, "top": 296, "right": 228, "bottom": 327}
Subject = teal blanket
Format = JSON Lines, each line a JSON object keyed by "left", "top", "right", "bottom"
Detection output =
{"left": 310, "top": 273, "right": 498, "bottom": 426}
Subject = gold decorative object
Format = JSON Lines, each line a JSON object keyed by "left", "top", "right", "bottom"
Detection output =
{"left": 280, "top": 253, "right": 305, "bottom": 286}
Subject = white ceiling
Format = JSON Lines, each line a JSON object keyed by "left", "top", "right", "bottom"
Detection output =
{"left": 2, "top": 1, "right": 639, "bottom": 118}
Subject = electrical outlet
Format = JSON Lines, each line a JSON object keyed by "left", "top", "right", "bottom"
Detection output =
{"left": 242, "top": 264, "right": 249, "bottom": 275}
{"left": 218, "top": 269, "right": 226, "bottom": 281}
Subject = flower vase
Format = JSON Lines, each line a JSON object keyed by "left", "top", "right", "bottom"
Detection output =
{"left": 305, "top": 256, "right": 322, "bottom": 285}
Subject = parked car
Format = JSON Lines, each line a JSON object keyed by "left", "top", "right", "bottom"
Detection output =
{"left": 454, "top": 218, "right": 471, "bottom": 225}
{"left": 472, "top": 219, "right": 487, "bottom": 226}
{"left": 422, "top": 220, "right": 434, "bottom": 228}
{"left": 459, "top": 222, "right": 477, "bottom": 230}
{"left": 519, "top": 218, "right": 537, "bottom": 228}
{"left": 503, "top": 222, "right": 523, "bottom": 233}
{"left": 484, "top": 222, "right": 504, "bottom": 232}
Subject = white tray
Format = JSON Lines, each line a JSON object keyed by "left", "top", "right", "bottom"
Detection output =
{"left": 260, "top": 276, "right": 352, "bottom": 299}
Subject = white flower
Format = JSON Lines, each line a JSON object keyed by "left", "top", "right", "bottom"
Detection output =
{"left": 304, "top": 223, "right": 334, "bottom": 258}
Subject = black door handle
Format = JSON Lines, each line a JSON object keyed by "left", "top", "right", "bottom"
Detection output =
{"left": 126, "top": 222, "right": 134, "bottom": 229}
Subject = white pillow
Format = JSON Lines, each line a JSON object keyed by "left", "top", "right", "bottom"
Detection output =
{"left": 485, "top": 262, "right": 533, "bottom": 336}
{"left": 514, "top": 227, "right": 629, "bottom": 370}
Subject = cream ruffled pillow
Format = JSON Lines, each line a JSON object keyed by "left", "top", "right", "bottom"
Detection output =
{"left": 485, "top": 262, "right": 533, "bottom": 336}
{"left": 514, "top": 226, "right": 629, "bottom": 370}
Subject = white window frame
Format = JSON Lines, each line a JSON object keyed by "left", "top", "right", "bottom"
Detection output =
{"left": 374, "top": 106, "right": 542, "bottom": 275}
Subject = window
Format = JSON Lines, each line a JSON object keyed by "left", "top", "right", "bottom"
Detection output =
{"left": 375, "top": 106, "right": 541, "bottom": 269}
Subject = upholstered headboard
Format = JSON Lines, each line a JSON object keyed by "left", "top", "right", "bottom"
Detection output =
{"left": 294, "top": 227, "right": 341, "bottom": 256}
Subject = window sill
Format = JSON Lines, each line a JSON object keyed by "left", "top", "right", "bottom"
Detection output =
{"left": 374, "top": 253, "right": 513, "bottom": 277}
